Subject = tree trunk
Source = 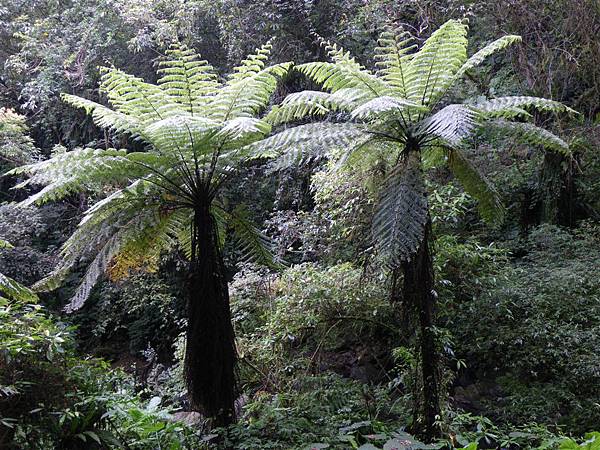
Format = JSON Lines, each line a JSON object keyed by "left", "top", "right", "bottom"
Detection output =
{"left": 402, "top": 219, "right": 441, "bottom": 441}
{"left": 539, "top": 151, "right": 578, "bottom": 227}
{"left": 185, "top": 204, "right": 238, "bottom": 426}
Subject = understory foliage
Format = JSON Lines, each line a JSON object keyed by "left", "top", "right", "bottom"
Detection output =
{"left": 0, "top": 295, "right": 206, "bottom": 449}
{"left": 451, "top": 223, "right": 600, "bottom": 434}
{"left": 2, "top": 0, "right": 600, "bottom": 449}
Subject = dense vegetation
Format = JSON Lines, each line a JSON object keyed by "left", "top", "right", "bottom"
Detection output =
{"left": 1, "top": 1, "right": 600, "bottom": 449}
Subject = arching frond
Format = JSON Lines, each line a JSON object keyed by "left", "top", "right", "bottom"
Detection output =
{"left": 489, "top": 120, "right": 571, "bottom": 154}
{"left": 265, "top": 88, "right": 370, "bottom": 125}
{"left": 216, "top": 117, "right": 271, "bottom": 148}
{"left": 351, "top": 96, "right": 427, "bottom": 120}
{"left": 9, "top": 148, "right": 173, "bottom": 205}
{"left": 61, "top": 94, "right": 143, "bottom": 138}
{"left": 374, "top": 29, "right": 418, "bottom": 97}
{"left": 0, "top": 240, "right": 37, "bottom": 302}
{"left": 447, "top": 148, "right": 505, "bottom": 224}
{"left": 454, "top": 35, "right": 522, "bottom": 81}
{"left": 100, "top": 68, "right": 185, "bottom": 123}
{"left": 419, "top": 104, "right": 478, "bottom": 146}
{"left": 298, "top": 61, "right": 388, "bottom": 99}
{"left": 265, "top": 91, "right": 332, "bottom": 125}
{"left": 227, "top": 205, "right": 279, "bottom": 268}
{"left": 474, "top": 96, "right": 579, "bottom": 118}
{"left": 0, "top": 272, "right": 37, "bottom": 302}
{"left": 372, "top": 151, "right": 429, "bottom": 266}
{"left": 244, "top": 122, "right": 368, "bottom": 170}
{"left": 403, "top": 19, "right": 469, "bottom": 106}
{"left": 157, "top": 44, "right": 220, "bottom": 114}
{"left": 209, "top": 42, "right": 290, "bottom": 121}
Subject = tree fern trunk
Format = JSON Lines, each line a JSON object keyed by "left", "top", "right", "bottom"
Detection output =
{"left": 402, "top": 219, "right": 441, "bottom": 441}
{"left": 539, "top": 151, "right": 577, "bottom": 227}
{"left": 185, "top": 205, "right": 238, "bottom": 426}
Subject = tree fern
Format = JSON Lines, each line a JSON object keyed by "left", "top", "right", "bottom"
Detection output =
{"left": 264, "top": 20, "right": 576, "bottom": 264}
{"left": 258, "top": 20, "right": 576, "bottom": 439}
{"left": 11, "top": 42, "right": 290, "bottom": 425}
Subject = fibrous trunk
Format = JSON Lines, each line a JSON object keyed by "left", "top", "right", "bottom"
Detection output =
{"left": 402, "top": 219, "right": 441, "bottom": 441}
{"left": 185, "top": 204, "right": 238, "bottom": 426}
{"left": 539, "top": 151, "right": 577, "bottom": 226}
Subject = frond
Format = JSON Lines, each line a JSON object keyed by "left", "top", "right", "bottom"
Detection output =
{"left": 474, "top": 96, "right": 579, "bottom": 118}
{"left": 0, "top": 241, "right": 37, "bottom": 302}
{"left": 265, "top": 88, "right": 370, "bottom": 125}
{"left": 208, "top": 62, "right": 291, "bottom": 122}
{"left": 216, "top": 117, "right": 272, "bottom": 149}
{"left": 61, "top": 94, "right": 143, "bottom": 137}
{"left": 157, "top": 44, "right": 220, "bottom": 114}
{"left": 372, "top": 151, "right": 429, "bottom": 266}
{"left": 454, "top": 35, "right": 522, "bottom": 80}
{"left": 374, "top": 29, "right": 418, "bottom": 97}
{"left": 34, "top": 180, "right": 163, "bottom": 309}
{"left": 9, "top": 148, "right": 171, "bottom": 205}
{"left": 317, "top": 37, "right": 364, "bottom": 71}
{"left": 107, "top": 208, "right": 188, "bottom": 282}
{"left": 144, "top": 115, "right": 219, "bottom": 154}
{"left": 227, "top": 205, "right": 280, "bottom": 268}
{"left": 100, "top": 67, "right": 186, "bottom": 124}
{"left": 350, "top": 96, "right": 427, "bottom": 120}
{"left": 488, "top": 120, "right": 571, "bottom": 154}
{"left": 0, "top": 272, "right": 37, "bottom": 302}
{"left": 243, "top": 122, "right": 369, "bottom": 170}
{"left": 298, "top": 61, "right": 388, "bottom": 99}
{"left": 403, "top": 19, "right": 469, "bottom": 106}
{"left": 419, "top": 104, "right": 478, "bottom": 146}
{"left": 447, "top": 147, "right": 505, "bottom": 224}
{"left": 265, "top": 91, "right": 332, "bottom": 125}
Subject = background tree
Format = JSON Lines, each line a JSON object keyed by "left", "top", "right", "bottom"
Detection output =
{"left": 253, "top": 19, "right": 577, "bottom": 439}
{"left": 10, "top": 43, "right": 289, "bottom": 425}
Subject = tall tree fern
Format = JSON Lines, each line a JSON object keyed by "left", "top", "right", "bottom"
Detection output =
{"left": 9, "top": 43, "right": 290, "bottom": 425}
{"left": 253, "top": 20, "right": 576, "bottom": 438}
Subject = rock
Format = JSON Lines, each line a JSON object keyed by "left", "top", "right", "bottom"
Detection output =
{"left": 171, "top": 411, "right": 204, "bottom": 427}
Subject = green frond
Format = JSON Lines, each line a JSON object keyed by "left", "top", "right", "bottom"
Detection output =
{"left": 217, "top": 117, "right": 272, "bottom": 150}
{"left": 265, "top": 91, "right": 332, "bottom": 125}
{"left": 419, "top": 104, "right": 479, "bottom": 146}
{"left": 208, "top": 62, "right": 292, "bottom": 122}
{"left": 374, "top": 29, "right": 418, "bottom": 97}
{"left": 474, "top": 95, "right": 579, "bottom": 118}
{"left": 0, "top": 272, "right": 38, "bottom": 302}
{"left": 298, "top": 61, "right": 388, "bottom": 99}
{"left": 157, "top": 44, "right": 220, "bottom": 114}
{"left": 227, "top": 205, "right": 280, "bottom": 268}
{"left": 10, "top": 148, "right": 171, "bottom": 205}
{"left": 447, "top": 147, "right": 505, "bottom": 224}
{"left": 350, "top": 96, "right": 427, "bottom": 120}
{"left": 228, "top": 41, "right": 274, "bottom": 82}
{"left": 265, "top": 88, "right": 370, "bottom": 125}
{"left": 144, "top": 115, "right": 220, "bottom": 154}
{"left": 0, "top": 239, "right": 38, "bottom": 302}
{"left": 454, "top": 35, "right": 522, "bottom": 80}
{"left": 403, "top": 19, "right": 469, "bottom": 106}
{"left": 317, "top": 37, "right": 364, "bottom": 71}
{"left": 61, "top": 94, "right": 143, "bottom": 138}
{"left": 244, "top": 122, "right": 369, "bottom": 170}
{"left": 489, "top": 120, "right": 571, "bottom": 154}
{"left": 100, "top": 67, "right": 186, "bottom": 123}
{"left": 372, "top": 151, "right": 429, "bottom": 266}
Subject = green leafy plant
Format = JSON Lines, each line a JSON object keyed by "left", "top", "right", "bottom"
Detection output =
{"left": 10, "top": 42, "right": 290, "bottom": 425}
{"left": 254, "top": 19, "right": 576, "bottom": 439}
